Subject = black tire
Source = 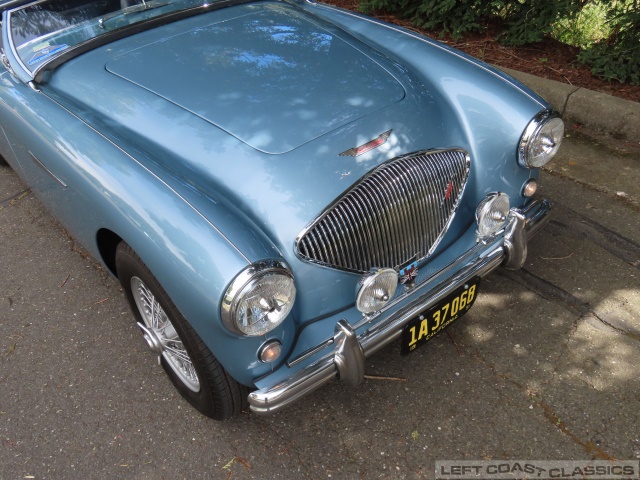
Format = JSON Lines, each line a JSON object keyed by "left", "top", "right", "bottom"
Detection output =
{"left": 115, "top": 242, "right": 247, "bottom": 420}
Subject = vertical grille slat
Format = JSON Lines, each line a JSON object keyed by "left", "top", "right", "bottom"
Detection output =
{"left": 406, "top": 157, "right": 432, "bottom": 251}
{"left": 383, "top": 164, "right": 415, "bottom": 259}
{"left": 349, "top": 189, "right": 377, "bottom": 270}
{"left": 296, "top": 149, "right": 470, "bottom": 273}
{"left": 342, "top": 196, "right": 368, "bottom": 271}
{"left": 366, "top": 174, "right": 400, "bottom": 266}
{"left": 329, "top": 207, "right": 355, "bottom": 269}
{"left": 357, "top": 183, "right": 387, "bottom": 267}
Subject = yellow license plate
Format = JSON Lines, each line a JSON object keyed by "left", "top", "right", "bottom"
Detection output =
{"left": 401, "top": 278, "right": 480, "bottom": 355}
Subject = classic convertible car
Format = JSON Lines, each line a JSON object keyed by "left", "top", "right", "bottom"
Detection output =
{"left": 0, "top": 0, "right": 563, "bottom": 420}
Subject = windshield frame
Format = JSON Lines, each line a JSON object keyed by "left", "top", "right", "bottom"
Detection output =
{"left": 2, "top": 0, "right": 256, "bottom": 83}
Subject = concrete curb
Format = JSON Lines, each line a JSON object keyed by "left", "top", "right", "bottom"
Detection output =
{"left": 499, "top": 67, "right": 640, "bottom": 142}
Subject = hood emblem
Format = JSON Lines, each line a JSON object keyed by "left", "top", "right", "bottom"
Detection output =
{"left": 339, "top": 130, "right": 392, "bottom": 157}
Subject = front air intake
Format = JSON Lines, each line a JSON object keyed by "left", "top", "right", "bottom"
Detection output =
{"left": 296, "top": 149, "right": 470, "bottom": 273}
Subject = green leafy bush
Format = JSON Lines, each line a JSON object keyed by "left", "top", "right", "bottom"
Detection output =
{"left": 500, "top": 0, "right": 585, "bottom": 45}
{"left": 552, "top": 1, "right": 611, "bottom": 49}
{"left": 359, "top": 0, "right": 496, "bottom": 36}
{"left": 359, "top": 0, "right": 640, "bottom": 85}
{"left": 359, "top": 0, "right": 584, "bottom": 43}
{"left": 578, "top": 3, "right": 640, "bottom": 85}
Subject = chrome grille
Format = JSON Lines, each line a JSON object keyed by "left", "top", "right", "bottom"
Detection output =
{"left": 296, "top": 149, "right": 470, "bottom": 273}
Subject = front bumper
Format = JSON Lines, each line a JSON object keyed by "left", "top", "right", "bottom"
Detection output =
{"left": 248, "top": 198, "right": 552, "bottom": 415}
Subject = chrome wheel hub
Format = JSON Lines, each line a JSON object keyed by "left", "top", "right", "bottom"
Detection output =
{"left": 131, "top": 276, "right": 200, "bottom": 393}
{"left": 136, "top": 322, "right": 164, "bottom": 357}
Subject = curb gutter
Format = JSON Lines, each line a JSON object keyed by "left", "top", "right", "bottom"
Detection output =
{"left": 499, "top": 67, "right": 640, "bottom": 143}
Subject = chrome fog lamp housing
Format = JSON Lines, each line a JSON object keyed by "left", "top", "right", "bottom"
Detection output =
{"left": 356, "top": 268, "right": 398, "bottom": 314}
{"left": 519, "top": 111, "right": 564, "bottom": 168}
{"left": 476, "top": 192, "right": 510, "bottom": 239}
{"left": 221, "top": 261, "right": 296, "bottom": 336}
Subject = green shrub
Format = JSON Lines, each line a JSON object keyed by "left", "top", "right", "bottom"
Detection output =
{"left": 500, "top": 0, "right": 585, "bottom": 46}
{"left": 359, "top": 0, "right": 640, "bottom": 85}
{"left": 358, "top": 0, "right": 584, "bottom": 43}
{"left": 359, "top": 0, "right": 495, "bottom": 36}
{"left": 552, "top": 1, "right": 611, "bottom": 49}
{"left": 578, "top": 2, "right": 640, "bottom": 85}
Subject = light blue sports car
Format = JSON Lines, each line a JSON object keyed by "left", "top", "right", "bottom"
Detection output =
{"left": 0, "top": 0, "right": 563, "bottom": 419}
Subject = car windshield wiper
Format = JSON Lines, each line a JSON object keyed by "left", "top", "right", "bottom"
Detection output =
{"left": 98, "top": 0, "right": 172, "bottom": 28}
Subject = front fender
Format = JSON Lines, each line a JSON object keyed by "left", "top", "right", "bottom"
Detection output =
{"left": 0, "top": 73, "right": 290, "bottom": 385}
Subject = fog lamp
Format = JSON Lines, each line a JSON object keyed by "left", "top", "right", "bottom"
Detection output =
{"left": 258, "top": 340, "right": 282, "bottom": 363}
{"left": 476, "top": 192, "right": 510, "bottom": 239}
{"left": 356, "top": 268, "right": 398, "bottom": 314}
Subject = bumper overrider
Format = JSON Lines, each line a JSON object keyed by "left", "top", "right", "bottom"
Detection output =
{"left": 249, "top": 199, "right": 552, "bottom": 415}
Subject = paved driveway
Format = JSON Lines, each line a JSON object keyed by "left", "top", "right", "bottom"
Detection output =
{"left": 1, "top": 131, "right": 639, "bottom": 479}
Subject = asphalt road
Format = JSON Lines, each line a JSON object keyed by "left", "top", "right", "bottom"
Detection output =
{"left": 1, "top": 129, "right": 639, "bottom": 479}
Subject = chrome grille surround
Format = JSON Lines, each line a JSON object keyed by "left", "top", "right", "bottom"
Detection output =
{"left": 296, "top": 149, "right": 471, "bottom": 273}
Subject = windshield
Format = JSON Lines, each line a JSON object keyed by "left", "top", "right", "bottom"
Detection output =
{"left": 6, "top": 0, "right": 211, "bottom": 75}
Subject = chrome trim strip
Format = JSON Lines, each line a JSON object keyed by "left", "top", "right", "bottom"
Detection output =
{"left": 1, "top": 49, "right": 17, "bottom": 78}
{"left": 5, "top": 7, "right": 34, "bottom": 80}
{"left": 28, "top": 151, "right": 67, "bottom": 188}
{"left": 249, "top": 199, "right": 552, "bottom": 414}
{"left": 287, "top": 338, "right": 334, "bottom": 368}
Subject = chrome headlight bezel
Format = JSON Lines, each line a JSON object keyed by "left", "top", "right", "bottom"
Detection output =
{"left": 221, "top": 260, "right": 296, "bottom": 337}
{"left": 518, "top": 110, "right": 564, "bottom": 168}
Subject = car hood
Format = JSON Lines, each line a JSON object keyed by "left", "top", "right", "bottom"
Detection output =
{"left": 104, "top": 5, "right": 405, "bottom": 154}
{"left": 45, "top": 1, "right": 544, "bottom": 319}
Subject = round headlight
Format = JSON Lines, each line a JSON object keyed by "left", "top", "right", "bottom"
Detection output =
{"left": 356, "top": 268, "right": 398, "bottom": 314}
{"left": 519, "top": 111, "right": 564, "bottom": 168}
{"left": 221, "top": 261, "right": 296, "bottom": 336}
{"left": 476, "top": 192, "right": 510, "bottom": 239}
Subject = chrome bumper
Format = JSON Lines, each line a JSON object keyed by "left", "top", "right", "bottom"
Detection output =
{"left": 249, "top": 199, "right": 552, "bottom": 415}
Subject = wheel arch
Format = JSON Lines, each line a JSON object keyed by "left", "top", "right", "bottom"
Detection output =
{"left": 96, "top": 228, "right": 123, "bottom": 277}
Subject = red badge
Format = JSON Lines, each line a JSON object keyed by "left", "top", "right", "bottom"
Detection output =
{"left": 444, "top": 180, "right": 454, "bottom": 201}
{"left": 339, "top": 130, "right": 392, "bottom": 157}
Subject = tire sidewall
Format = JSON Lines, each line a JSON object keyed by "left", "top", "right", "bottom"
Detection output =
{"left": 115, "top": 245, "right": 220, "bottom": 417}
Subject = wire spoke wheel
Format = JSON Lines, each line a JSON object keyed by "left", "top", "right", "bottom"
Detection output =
{"left": 131, "top": 276, "right": 200, "bottom": 392}
{"left": 116, "top": 242, "right": 248, "bottom": 420}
